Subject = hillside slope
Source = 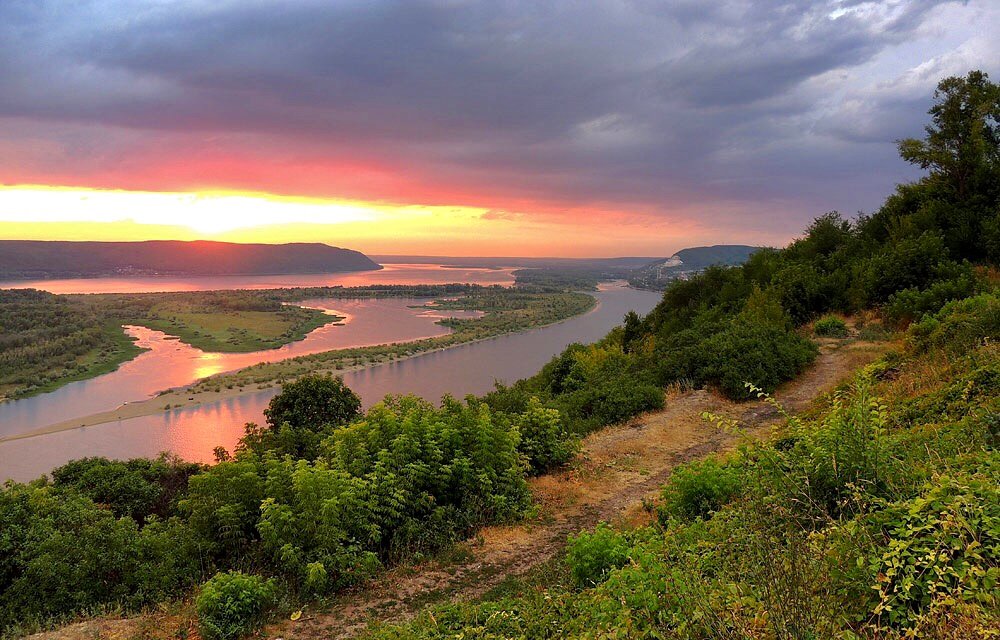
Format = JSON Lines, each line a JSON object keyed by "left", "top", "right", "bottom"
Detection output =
{"left": 24, "top": 334, "right": 887, "bottom": 640}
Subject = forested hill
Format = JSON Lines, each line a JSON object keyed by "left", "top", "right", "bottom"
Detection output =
{"left": 630, "top": 244, "right": 761, "bottom": 289}
{"left": 0, "top": 240, "right": 381, "bottom": 279}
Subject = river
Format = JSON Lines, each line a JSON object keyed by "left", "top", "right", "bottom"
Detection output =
{"left": 0, "top": 275, "right": 659, "bottom": 481}
{"left": 0, "top": 263, "right": 515, "bottom": 294}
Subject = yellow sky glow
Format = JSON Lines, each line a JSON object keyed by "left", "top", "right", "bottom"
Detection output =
{"left": 0, "top": 184, "right": 705, "bottom": 256}
{"left": 0, "top": 186, "right": 383, "bottom": 234}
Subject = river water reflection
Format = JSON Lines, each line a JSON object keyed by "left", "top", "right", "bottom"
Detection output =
{"left": 0, "top": 263, "right": 515, "bottom": 294}
{"left": 0, "top": 283, "right": 660, "bottom": 481}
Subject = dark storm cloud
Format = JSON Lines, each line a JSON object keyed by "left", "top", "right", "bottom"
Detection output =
{"left": 0, "top": 0, "right": 993, "bottom": 234}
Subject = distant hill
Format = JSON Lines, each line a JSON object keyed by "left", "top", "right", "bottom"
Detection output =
{"left": 0, "top": 240, "right": 381, "bottom": 280}
{"left": 630, "top": 245, "right": 762, "bottom": 289}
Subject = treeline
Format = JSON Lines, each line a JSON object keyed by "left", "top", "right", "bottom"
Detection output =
{"left": 0, "top": 284, "right": 562, "bottom": 398}
{"left": 0, "top": 289, "right": 143, "bottom": 400}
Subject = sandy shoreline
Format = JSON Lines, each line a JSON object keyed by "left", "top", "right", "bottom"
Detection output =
{"left": 0, "top": 293, "right": 603, "bottom": 444}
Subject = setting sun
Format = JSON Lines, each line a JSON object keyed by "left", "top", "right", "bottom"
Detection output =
{"left": 0, "top": 186, "right": 378, "bottom": 235}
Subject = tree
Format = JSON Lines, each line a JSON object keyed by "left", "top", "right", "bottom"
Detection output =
{"left": 263, "top": 374, "right": 362, "bottom": 431}
{"left": 896, "top": 71, "right": 1000, "bottom": 259}
{"left": 898, "top": 70, "right": 999, "bottom": 200}
{"left": 621, "top": 311, "right": 642, "bottom": 353}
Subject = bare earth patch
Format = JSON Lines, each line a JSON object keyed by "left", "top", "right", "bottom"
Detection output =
{"left": 25, "top": 339, "right": 889, "bottom": 640}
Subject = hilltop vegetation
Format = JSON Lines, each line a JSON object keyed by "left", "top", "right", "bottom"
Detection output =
{"left": 368, "top": 303, "right": 1000, "bottom": 638}
{"left": 0, "top": 71, "right": 998, "bottom": 639}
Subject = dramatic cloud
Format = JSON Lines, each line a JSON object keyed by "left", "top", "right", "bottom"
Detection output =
{"left": 0, "top": 0, "right": 997, "bottom": 252}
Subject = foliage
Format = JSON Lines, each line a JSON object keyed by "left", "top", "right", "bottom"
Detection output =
{"left": 263, "top": 374, "right": 361, "bottom": 432}
{"left": 813, "top": 315, "right": 849, "bottom": 338}
{"left": 658, "top": 456, "right": 742, "bottom": 523}
{"left": 863, "top": 473, "right": 999, "bottom": 629}
{"left": 363, "top": 308, "right": 1000, "bottom": 640}
{"left": 195, "top": 571, "right": 277, "bottom": 640}
{"left": 0, "top": 483, "right": 202, "bottom": 632}
{"left": 235, "top": 374, "right": 363, "bottom": 459}
{"left": 566, "top": 524, "right": 632, "bottom": 588}
{"left": 0, "top": 289, "right": 144, "bottom": 400}
{"left": 51, "top": 454, "right": 203, "bottom": 524}
{"left": 511, "top": 397, "right": 579, "bottom": 474}
{"left": 908, "top": 292, "right": 1000, "bottom": 354}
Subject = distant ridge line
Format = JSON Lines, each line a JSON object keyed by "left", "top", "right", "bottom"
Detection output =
{"left": 0, "top": 239, "right": 381, "bottom": 280}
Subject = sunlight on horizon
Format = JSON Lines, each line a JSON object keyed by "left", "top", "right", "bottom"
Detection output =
{"left": 0, "top": 185, "right": 387, "bottom": 235}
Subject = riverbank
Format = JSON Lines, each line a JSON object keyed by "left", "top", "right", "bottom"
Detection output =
{"left": 0, "top": 291, "right": 599, "bottom": 443}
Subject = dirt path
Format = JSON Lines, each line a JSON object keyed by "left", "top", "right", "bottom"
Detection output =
{"left": 27, "top": 339, "right": 886, "bottom": 640}
{"left": 271, "top": 339, "right": 886, "bottom": 640}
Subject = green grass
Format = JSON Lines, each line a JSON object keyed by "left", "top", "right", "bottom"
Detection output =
{"left": 134, "top": 305, "right": 339, "bottom": 353}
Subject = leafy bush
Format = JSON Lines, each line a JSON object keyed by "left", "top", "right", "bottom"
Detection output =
{"left": 0, "top": 484, "right": 201, "bottom": 631}
{"left": 196, "top": 571, "right": 277, "bottom": 640}
{"left": 813, "top": 315, "right": 849, "bottom": 338}
{"left": 695, "top": 320, "right": 818, "bottom": 400}
{"left": 566, "top": 523, "right": 631, "bottom": 588}
{"left": 51, "top": 454, "right": 202, "bottom": 524}
{"left": 658, "top": 457, "right": 741, "bottom": 523}
{"left": 512, "top": 397, "right": 578, "bottom": 474}
{"left": 908, "top": 292, "right": 1000, "bottom": 354}
{"left": 865, "top": 473, "right": 1000, "bottom": 629}
{"left": 885, "top": 268, "right": 978, "bottom": 323}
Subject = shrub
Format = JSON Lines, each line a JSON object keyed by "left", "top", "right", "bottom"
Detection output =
{"left": 566, "top": 523, "right": 631, "bottom": 588}
{"left": 196, "top": 571, "right": 277, "bottom": 640}
{"left": 813, "top": 315, "right": 849, "bottom": 338}
{"left": 697, "top": 320, "right": 818, "bottom": 400}
{"left": 513, "top": 397, "right": 578, "bottom": 474}
{"left": 908, "top": 293, "right": 1000, "bottom": 354}
{"left": 0, "top": 484, "right": 201, "bottom": 630}
{"left": 864, "top": 473, "right": 1000, "bottom": 630}
{"left": 51, "top": 454, "right": 202, "bottom": 524}
{"left": 658, "top": 457, "right": 742, "bottom": 523}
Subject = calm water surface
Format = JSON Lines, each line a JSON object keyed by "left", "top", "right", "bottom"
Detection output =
{"left": 0, "top": 284, "right": 659, "bottom": 481}
{"left": 0, "top": 297, "right": 480, "bottom": 438}
{"left": 0, "top": 263, "right": 515, "bottom": 294}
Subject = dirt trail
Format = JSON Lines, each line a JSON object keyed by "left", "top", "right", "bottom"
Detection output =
{"left": 271, "top": 339, "right": 885, "bottom": 640}
{"left": 27, "top": 339, "right": 886, "bottom": 640}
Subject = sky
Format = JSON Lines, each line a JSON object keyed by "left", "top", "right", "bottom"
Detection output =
{"left": 0, "top": 0, "right": 997, "bottom": 257}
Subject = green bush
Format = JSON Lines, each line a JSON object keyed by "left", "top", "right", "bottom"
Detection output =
{"left": 51, "top": 454, "right": 202, "bottom": 524}
{"left": 696, "top": 320, "right": 818, "bottom": 400}
{"left": 0, "top": 484, "right": 201, "bottom": 631}
{"left": 658, "top": 457, "right": 742, "bottom": 523}
{"left": 566, "top": 523, "right": 631, "bottom": 588}
{"left": 864, "top": 473, "right": 1000, "bottom": 629}
{"left": 908, "top": 293, "right": 1000, "bottom": 354}
{"left": 512, "top": 397, "right": 578, "bottom": 474}
{"left": 196, "top": 571, "right": 277, "bottom": 640}
{"left": 813, "top": 315, "right": 849, "bottom": 338}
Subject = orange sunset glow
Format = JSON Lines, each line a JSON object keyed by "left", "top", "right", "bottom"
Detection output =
{"left": 0, "top": 185, "right": 723, "bottom": 257}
